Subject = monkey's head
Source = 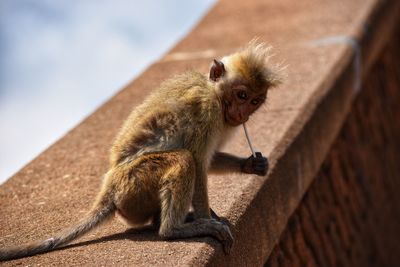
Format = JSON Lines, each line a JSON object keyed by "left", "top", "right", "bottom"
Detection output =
{"left": 210, "top": 40, "right": 281, "bottom": 126}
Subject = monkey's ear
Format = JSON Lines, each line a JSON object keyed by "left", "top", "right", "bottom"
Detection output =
{"left": 209, "top": 59, "right": 225, "bottom": 82}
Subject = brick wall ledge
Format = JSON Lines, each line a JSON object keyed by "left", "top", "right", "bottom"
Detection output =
{"left": 1, "top": 0, "right": 399, "bottom": 266}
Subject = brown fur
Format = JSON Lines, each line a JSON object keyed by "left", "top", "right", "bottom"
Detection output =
{"left": 0, "top": 40, "right": 280, "bottom": 261}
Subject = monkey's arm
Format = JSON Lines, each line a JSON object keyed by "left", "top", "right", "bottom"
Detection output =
{"left": 209, "top": 152, "right": 268, "bottom": 176}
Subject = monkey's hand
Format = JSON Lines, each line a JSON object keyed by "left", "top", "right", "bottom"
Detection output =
{"left": 241, "top": 152, "right": 268, "bottom": 176}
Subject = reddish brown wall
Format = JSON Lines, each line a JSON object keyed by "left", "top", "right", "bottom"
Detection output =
{"left": 266, "top": 28, "right": 400, "bottom": 267}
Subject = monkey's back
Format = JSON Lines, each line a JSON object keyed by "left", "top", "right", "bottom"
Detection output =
{"left": 110, "top": 71, "right": 225, "bottom": 167}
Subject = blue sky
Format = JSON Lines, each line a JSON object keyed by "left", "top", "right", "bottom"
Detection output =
{"left": 0, "top": 0, "right": 215, "bottom": 183}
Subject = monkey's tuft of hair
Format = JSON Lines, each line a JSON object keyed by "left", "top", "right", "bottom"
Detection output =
{"left": 222, "top": 39, "right": 282, "bottom": 91}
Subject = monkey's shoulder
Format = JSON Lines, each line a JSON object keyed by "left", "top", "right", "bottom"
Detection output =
{"left": 150, "top": 71, "right": 220, "bottom": 113}
{"left": 166, "top": 70, "right": 208, "bottom": 87}
{"left": 156, "top": 71, "right": 210, "bottom": 97}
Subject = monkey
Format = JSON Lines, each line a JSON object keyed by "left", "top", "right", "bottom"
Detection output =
{"left": 0, "top": 40, "right": 281, "bottom": 261}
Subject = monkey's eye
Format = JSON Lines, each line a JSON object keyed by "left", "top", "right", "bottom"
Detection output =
{"left": 251, "top": 99, "right": 260, "bottom": 105}
{"left": 237, "top": 91, "right": 248, "bottom": 100}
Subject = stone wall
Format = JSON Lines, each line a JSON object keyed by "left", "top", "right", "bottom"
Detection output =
{"left": 266, "top": 28, "right": 400, "bottom": 267}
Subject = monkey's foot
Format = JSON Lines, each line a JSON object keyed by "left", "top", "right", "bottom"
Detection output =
{"left": 216, "top": 221, "right": 234, "bottom": 254}
{"left": 184, "top": 212, "right": 195, "bottom": 223}
{"left": 161, "top": 218, "right": 234, "bottom": 254}
{"left": 193, "top": 218, "right": 234, "bottom": 254}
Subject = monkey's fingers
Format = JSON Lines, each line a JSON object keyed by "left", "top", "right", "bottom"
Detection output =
{"left": 211, "top": 208, "right": 232, "bottom": 230}
{"left": 210, "top": 208, "right": 221, "bottom": 221}
{"left": 252, "top": 158, "right": 267, "bottom": 167}
{"left": 252, "top": 156, "right": 268, "bottom": 176}
{"left": 218, "top": 223, "right": 234, "bottom": 254}
{"left": 254, "top": 162, "right": 267, "bottom": 172}
{"left": 253, "top": 154, "right": 267, "bottom": 163}
{"left": 255, "top": 152, "right": 263, "bottom": 158}
{"left": 206, "top": 219, "right": 234, "bottom": 254}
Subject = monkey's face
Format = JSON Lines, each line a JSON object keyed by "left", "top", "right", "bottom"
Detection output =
{"left": 209, "top": 57, "right": 271, "bottom": 126}
{"left": 223, "top": 82, "right": 266, "bottom": 126}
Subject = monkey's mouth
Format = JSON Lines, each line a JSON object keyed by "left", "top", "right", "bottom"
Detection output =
{"left": 225, "top": 112, "right": 243, "bottom": 126}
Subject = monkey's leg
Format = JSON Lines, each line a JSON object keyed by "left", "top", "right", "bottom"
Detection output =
{"left": 157, "top": 151, "right": 233, "bottom": 253}
{"left": 192, "top": 164, "right": 212, "bottom": 219}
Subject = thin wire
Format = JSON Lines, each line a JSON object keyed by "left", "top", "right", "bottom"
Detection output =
{"left": 243, "top": 123, "right": 256, "bottom": 157}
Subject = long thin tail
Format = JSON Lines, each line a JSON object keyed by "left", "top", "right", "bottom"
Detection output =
{"left": 0, "top": 189, "right": 116, "bottom": 261}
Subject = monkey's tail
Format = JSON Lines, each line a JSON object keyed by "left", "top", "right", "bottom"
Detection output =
{"left": 0, "top": 188, "right": 116, "bottom": 261}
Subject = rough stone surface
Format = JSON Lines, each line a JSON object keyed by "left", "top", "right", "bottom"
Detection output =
{"left": 0, "top": 0, "right": 399, "bottom": 266}
{"left": 266, "top": 31, "right": 400, "bottom": 267}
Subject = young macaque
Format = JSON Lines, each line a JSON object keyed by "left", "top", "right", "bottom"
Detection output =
{"left": 0, "top": 40, "right": 281, "bottom": 261}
